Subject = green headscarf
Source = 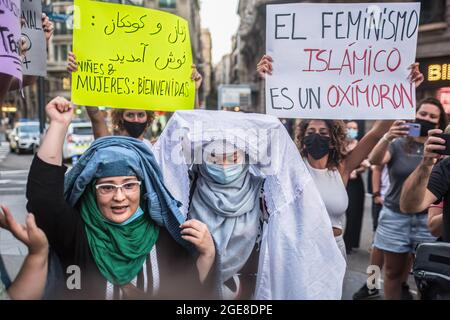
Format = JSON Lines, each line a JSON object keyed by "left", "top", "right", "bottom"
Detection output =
{"left": 80, "top": 184, "right": 159, "bottom": 285}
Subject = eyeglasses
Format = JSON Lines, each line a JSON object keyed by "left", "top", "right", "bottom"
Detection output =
{"left": 95, "top": 181, "right": 141, "bottom": 196}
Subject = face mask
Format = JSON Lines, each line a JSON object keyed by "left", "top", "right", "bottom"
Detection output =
{"left": 123, "top": 120, "right": 147, "bottom": 138}
{"left": 347, "top": 128, "right": 358, "bottom": 140}
{"left": 302, "top": 134, "right": 331, "bottom": 160}
{"left": 105, "top": 206, "right": 144, "bottom": 226}
{"left": 205, "top": 163, "right": 243, "bottom": 184}
{"left": 415, "top": 118, "right": 438, "bottom": 137}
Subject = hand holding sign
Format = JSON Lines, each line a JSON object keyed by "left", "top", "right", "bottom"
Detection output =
{"left": 42, "top": 13, "right": 54, "bottom": 43}
{"left": 256, "top": 55, "right": 273, "bottom": 78}
{"left": 408, "top": 63, "right": 424, "bottom": 88}
{"left": 191, "top": 64, "right": 202, "bottom": 90}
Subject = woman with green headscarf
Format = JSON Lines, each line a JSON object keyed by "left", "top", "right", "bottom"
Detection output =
{"left": 26, "top": 97, "right": 216, "bottom": 299}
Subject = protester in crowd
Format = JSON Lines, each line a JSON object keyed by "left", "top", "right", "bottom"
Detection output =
{"left": 186, "top": 140, "right": 264, "bottom": 299}
{"left": 416, "top": 124, "right": 450, "bottom": 239}
{"left": 369, "top": 97, "right": 447, "bottom": 299}
{"left": 67, "top": 52, "right": 203, "bottom": 144}
{"left": 352, "top": 164, "right": 390, "bottom": 299}
{"left": 257, "top": 55, "right": 424, "bottom": 260}
{"left": 400, "top": 119, "right": 450, "bottom": 242}
{"left": 0, "top": 206, "right": 48, "bottom": 300}
{"left": 25, "top": 97, "right": 216, "bottom": 299}
{"left": 153, "top": 110, "right": 346, "bottom": 300}
{"left": 344, "top": 121, "right": 370, "bottom": 254}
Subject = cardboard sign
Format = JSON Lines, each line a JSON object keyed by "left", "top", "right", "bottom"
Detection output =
{"left": 21, "top": 0, "right": 47, "bottom": 76}
{"left": 266, "top": 2, "right": 421, "bottom": 119}
{"left": 71, "top": 0, "right": 195, "bottom": 111}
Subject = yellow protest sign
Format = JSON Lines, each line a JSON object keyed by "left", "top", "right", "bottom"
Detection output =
{"left": 71, "top": 0, "right": 194, "bottom": 111}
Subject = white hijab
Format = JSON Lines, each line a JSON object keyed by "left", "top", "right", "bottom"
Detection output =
{"left": 153, "top": 110, "right": 346, "bottom": 299}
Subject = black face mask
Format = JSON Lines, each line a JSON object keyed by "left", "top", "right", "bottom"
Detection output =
{"left": 123, "top": 120, "right": 147, "bottom": 138}
{"left": 415, "top": 118, "right": 438, "bottom": 137}
{"left": 302, "top": 134, "right": 331, "bottom": 160}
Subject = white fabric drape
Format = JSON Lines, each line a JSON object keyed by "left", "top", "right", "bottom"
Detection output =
{"left": 153, "top": 110, "right": 346, "bottom": 299}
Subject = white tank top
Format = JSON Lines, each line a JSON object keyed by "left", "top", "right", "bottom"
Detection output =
{"left": 304, "top": 160, "right": 349, "bottom": 230}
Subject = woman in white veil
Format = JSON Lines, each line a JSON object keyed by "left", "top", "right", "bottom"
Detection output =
{"left": 153, "top": 110, "right": 346, "bottom": 300}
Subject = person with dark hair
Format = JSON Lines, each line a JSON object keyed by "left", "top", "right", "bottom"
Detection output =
{"left": 257, "top": 55, "right": 425, "bottom": 260}
{"left": 400, "top": 113, "right": 450, "bottom": 300}
{"left": 369, "top": 97, "right": 448, "bottom": 299}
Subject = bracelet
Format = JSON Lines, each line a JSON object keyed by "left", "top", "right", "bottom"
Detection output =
{"left": 372, "top": 192, "right": 381, "bottom": 198}
{"left": 381, "top": 134, "right": 391, "bottom": 143}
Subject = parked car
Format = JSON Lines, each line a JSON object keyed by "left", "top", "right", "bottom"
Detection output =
{"left": 62, "top": 121, "right": 94, "bottom": 160}
{"left": 8, "top": 121, "right": 40, "bottom": 154}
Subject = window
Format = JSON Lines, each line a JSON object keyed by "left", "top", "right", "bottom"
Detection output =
{"left": 54, "top": 21, "right": 68, "bottom": 35}
{"left": 159, "top": 0, "right": 176, "bottom": 9}
{"left": 54, "top": 45, "right": 59, "bottom": 61}
{"left": 420, "top": 0, "right": 446, "bottom": 25}
{"left": 60, "top": 44, "right": 68, "bottom": 62}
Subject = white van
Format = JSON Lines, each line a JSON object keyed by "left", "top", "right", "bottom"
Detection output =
{"left": 62, "top": 121, "right": 94, "bottom": 160}
{"left": 8, "top": 121, "right": 40, "bottom": 154}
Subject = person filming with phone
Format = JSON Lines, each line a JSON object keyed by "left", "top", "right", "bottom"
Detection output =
{"left": 369, "top": 97, "right": 447, "bottom": 299}
{"left": 400, "top": 102, "right": 450, "bottom": 242}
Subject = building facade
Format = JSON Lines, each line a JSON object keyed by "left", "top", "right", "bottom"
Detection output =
{"left": 200, "top": 28, "right": 213, "bottom": 108}
{"left": 235, "top": 0, "right": 450, "bottom": 114}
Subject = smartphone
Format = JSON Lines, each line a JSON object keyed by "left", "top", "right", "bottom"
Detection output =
{"left": 435, "top": 133, "right": 450, "bottom": 155}
{"left": 405, "top": 123, "right": 421, "bottom": 137}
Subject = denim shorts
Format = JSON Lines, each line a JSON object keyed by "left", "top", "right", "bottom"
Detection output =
{"left": 374, "top": 206, "right": 436, "bottom": 254}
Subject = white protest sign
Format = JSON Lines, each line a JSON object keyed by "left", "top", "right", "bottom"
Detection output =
{"left": 21, "top": 0, "right": 46, "bottom": 76}
{"left": 266, "top": 2, "right": 421, "bottom": 119}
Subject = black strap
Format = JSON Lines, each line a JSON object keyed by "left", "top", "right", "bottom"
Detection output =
{"left": 188, "top": 168, "right": 198, "bottom": 213}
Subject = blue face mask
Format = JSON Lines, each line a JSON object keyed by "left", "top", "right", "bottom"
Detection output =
{"left": 205, "top": 163, "right": 244, "bottom": 184}
{"left": 105, "top": 206, "right": 145, "bottom": 226}
{"left": 347, "top": 128, "right": 358, "bottom": 140}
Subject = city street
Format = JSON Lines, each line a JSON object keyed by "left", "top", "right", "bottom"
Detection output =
{"left": 0, "top": 141, "right": 418, "bottom": 299}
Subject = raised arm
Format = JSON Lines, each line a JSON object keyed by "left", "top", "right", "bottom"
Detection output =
{"left": 368, "top": 120, "right": 409, "bottom": 165}
{"left": 400, "top": 128, "right": 444, "bottom": 213}
{"left": 344, "top": 120, "right": 393, "bottom": 175}
{"left": 0, "top": 206, "right": 48, "bottom": 300}
{"left": 37, "top": 97, "right": 73, "bottom": 165}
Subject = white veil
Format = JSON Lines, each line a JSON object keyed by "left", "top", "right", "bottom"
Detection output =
{"left": 153, "top": 110, "right": 346, "bottom": 299}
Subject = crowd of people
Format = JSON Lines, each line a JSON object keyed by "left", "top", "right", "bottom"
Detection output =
{"left": 0, "top": 8, "right": 449, "bottom": 301}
